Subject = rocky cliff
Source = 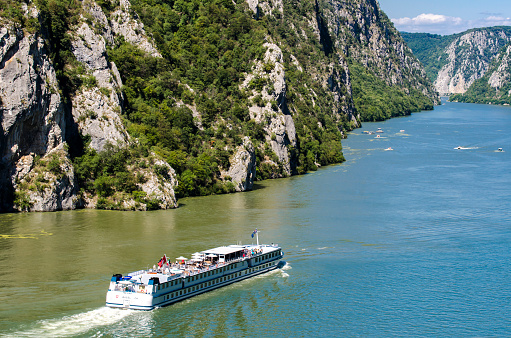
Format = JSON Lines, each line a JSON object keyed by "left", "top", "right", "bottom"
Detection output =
{"left": 324, "top": 0, "right": 438, "bottom": 101}
{"left": 450, "top": 42, "right": 511, "bottom": 104}
{"left": 0, "top": 1, "right": 177, "bottom": 212}
{"left": 403, "top": 27, "right": 511, "bottom": 96}
{"left": 0, "top": 0, "right": 436, "bottom": 212}
{"left": 435, "top": 30, "right": 511, "bottom": 95}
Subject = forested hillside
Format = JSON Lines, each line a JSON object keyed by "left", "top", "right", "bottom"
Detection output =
{"left": 401, "top": 32, "right": 453, "bottom": 82}
{"left": 0, "top": 0, "right": 437, "bottom": 212}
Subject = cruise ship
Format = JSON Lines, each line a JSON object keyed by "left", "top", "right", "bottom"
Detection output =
{"left": 106, "top": 237, "right": 284, "bottom": 310}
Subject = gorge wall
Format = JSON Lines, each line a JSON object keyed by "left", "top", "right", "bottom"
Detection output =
{"left": 0, "top": 0, "right": 436, "bottom": 212}
{"left": 403, "top": 27, "right": 511, "bottom": 98}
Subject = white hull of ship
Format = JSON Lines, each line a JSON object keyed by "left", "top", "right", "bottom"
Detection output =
{"left": 106, "top": 246, "right": 284, "bottom": 310}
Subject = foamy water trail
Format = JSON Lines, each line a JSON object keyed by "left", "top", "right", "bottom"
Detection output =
{"left": 453, "top": 146, "right": 479, "bottom": 150}
{"left": 279, "top": 262, "right": 291, "bottom": 277}
{"left": 2, "top": 307, "right": 134, "bottom": 338}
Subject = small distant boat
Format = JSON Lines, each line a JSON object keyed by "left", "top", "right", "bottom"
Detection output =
{"left": 385, "top": 147, "right": 393, "bottom": 151}
{"left": 400, "top": 130, "right": 405, "bottom": 133}
{"left": 455, "top": 146, "right": 462, "bottom": 150}
{"left": 497, "top": 148, "right": 503, "bottom": 152}
{"left": 375, "top": 128, "right": 384, "bottom": 133}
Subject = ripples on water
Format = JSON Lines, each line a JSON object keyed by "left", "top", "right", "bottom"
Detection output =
{"left": 1, "top": 101, "right": 511, "bottom": 336}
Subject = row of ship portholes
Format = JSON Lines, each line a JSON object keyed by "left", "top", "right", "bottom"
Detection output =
{"left": 163, "top": 262, "right": 274, "bottom": 301}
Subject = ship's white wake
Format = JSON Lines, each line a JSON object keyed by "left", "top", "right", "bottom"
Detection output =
{"left": 2, "top": 307, "right": 134, "bottom": 338}
{"left": 279, "top": 262, "right": 291, "bottom": 277}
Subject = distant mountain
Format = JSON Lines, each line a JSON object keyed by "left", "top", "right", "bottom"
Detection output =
{"left": 403, "top": 27, "right": 511, "bottom": 97}
{"left": 450, "top": 44, "right": 511, "bottom": 104}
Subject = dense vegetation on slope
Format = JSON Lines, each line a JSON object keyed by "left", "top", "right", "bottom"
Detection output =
{"left": 350, "top": 61, "right": 434, "bottom": 121}
{"left": 1, "top": 0, "right": 437, "bottom": 210}
{"left": 113, "top": 0, "right": 349, "bottom": 188}
{"left": 401, "top": 32, "right": 453, "bottom": 82}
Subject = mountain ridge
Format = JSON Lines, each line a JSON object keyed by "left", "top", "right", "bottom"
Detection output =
{"left": 402, "top": 26, "right": 511, "bottom": 100}
{"left": 0, "top": 0, "right": 437, "bottom": 212}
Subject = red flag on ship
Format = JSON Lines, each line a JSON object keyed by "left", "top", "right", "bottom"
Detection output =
{"left": 158, "top": 255, "right": 167, "bottom": 268}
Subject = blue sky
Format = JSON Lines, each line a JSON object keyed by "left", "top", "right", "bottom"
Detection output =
{"left": 378, "top": 0, "right": 511, "bottom": 35}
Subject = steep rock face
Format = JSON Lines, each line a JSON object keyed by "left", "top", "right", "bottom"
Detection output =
{"left": 220, "top": 137, "right": 256, "bottom": 192}
{"left": 1, "top": 0, "right": 440, "bottom": 211}
{"left": 71, "top": 21, "right": 128, "bottom": 151}
{"left": 81, "top": 0, "right": 114, "bottom": 44}
{"left": 450, "top": 42, "right": 511, "bottom": 104}
{"left": 434, "top": 30, "right": 511, "bottom": 95}
{"left": 243, "top": 42, "right": 297, "bottom": 176}
{"left": 110, "top": 0, "right": 162, "bottom": 57}
{"left": 138, "top": 158, "right": 178, "bottom": 208}
{"left": 323, "top": 0, "right": 439, "bottom": 102}
{"left": 487, "top": 45, "right": 511, "bottom": 93}
{"left": 0, "top": 26, "right": 77, "bottom": 211}
{"left": 15, "top": 148, "right": 80, "bottom": 212}
{"left": 0, "top": 0, "right": 178, "bottom": 212}
{"left": 246, "top": 0, "right": 283, "bottom": 17}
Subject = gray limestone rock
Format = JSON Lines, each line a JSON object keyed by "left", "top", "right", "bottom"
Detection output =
{"left": 71, "top": 22, "right": 128, "bottom": 152}
{"left": 434, "top": 30, "right": 511, "bottom": 95}
{"left": 138, "top": 158, "right": 178, "bottom": 208}
{"left": 0, "top": 26, "right": 78, "bottom": 211}
{"left": 110, "top": 0, "right": 162, "bottom": 57}
{"left": 488, "top": 45, "right": 511, "bottom": 92}
{"left": 20, "top": 148, "right": 80, "bottom": 212}
{"left": 221, "top": 137, "right": 256, "bottom": 192}
{"left": 242, "top": 42, "right": 297, "bottom": 176}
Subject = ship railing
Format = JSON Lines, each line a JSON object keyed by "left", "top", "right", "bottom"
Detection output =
{"left": 128, "top": 270, "right": 146, "bottom": 277}
{"left": 184, "top": 254, "right": 262, "bottom": 277}
{"left": 114, "top": 284, "right": 136, "bottom": 292}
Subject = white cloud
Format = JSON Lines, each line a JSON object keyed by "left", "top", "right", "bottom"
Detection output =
{"left": 482, "top": 16, "right": 511, "bottom": 26}
{"left": 392, "top": 13, "right": 466, "bottom": 35}
{"left": 392, "top": 13, "right": 511, "bottom": 35}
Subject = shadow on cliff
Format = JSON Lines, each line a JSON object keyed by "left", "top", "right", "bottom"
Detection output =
{"left": 0, "top": 113, "right": 15, "bottom": 212}
{"left": 315, "top": 0, "right": 333, "bottom": 57}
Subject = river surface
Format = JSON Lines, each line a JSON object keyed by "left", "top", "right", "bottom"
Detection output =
{"left": 1, "top": 101, "right": 511, "bottom": 337}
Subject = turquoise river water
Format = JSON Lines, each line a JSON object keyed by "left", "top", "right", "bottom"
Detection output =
{"left": 1, "top": 100, "right": 510, "bottom": 337}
